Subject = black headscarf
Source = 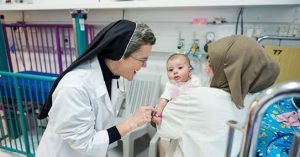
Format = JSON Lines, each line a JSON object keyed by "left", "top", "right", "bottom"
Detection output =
{"left": 38, "top": 20, "right": 136, "bottom": 119}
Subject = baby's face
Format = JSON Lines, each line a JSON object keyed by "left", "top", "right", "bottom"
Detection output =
{"left": 167, "top": 56, "right": 191, "bottom": 83}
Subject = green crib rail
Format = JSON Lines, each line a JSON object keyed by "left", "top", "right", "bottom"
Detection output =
{"left": 0, "top": 71, "right": 57, "bottom": 157}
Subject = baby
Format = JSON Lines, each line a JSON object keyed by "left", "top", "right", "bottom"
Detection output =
{"left": 152, "top": 53, "right": 202, "bottom": 124}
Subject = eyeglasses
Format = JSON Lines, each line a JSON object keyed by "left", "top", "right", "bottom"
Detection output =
{"left": 130, "top": 56, "right": 147, "bottom": 66}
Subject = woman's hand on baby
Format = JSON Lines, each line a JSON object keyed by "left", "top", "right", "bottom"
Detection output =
{"left": 151, "top": 110, "right": 162, "bottom": 125}
{"left": 117, "top": 104, "right": 157, "bottom": 136}
{"left": 129, "top": 104, "right": 157, "bottom": 129}
{"left": 134, "top": 104, "right": 154, "bottom": 123}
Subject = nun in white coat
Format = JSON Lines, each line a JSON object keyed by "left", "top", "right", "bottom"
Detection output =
{"left": 36, "top": 20, "right": 157, "bottom": 157}
{"left": 156, "top": 35, "right": 280, "bottom": 157}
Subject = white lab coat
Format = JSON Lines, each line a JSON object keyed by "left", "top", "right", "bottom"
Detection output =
{"left": 158, "top": 87, "right": 242, "bottom": 157}
{"left": 36, "top": 57, "right": 119, "bottom": 157}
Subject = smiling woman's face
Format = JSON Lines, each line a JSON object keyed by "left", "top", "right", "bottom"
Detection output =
{"left": 119, "top": 44, "right": 153, "bottom": 80}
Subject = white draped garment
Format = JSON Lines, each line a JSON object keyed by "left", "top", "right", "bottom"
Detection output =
{"left": 158, "top": 87, "right": 242, "bottom": 157}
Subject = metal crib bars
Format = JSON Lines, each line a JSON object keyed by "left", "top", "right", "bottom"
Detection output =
{"left": 0, "top": 71, "right": 56, "bottom": 157}
{"left": 225, "top": 81, "right": 300, "bottom": 157}
{"left": 2, "top": 23, "right": 95, "bottom": 73}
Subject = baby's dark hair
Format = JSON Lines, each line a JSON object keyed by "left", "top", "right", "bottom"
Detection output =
{"left": 167, "top": 53, "right": 191, "bottom": 66}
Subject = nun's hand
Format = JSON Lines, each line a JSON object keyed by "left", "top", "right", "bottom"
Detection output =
{"left": 129, "top": 104, "right": 156, "bottom": 128}
{"left": 151, "top": 110, "right": 162, "bottom": 125}
{"left": 117, "top": 104, "right": 156, "bottom": 137}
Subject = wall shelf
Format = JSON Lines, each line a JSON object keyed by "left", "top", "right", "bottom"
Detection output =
{"left": 0, "top": 0, "right": 300, "bottom": 11}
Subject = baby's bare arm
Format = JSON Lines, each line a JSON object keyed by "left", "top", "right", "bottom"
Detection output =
{"left": 151, "top": 98, "right": 168, "bottom": 125}
{"left": 156, "top": 98, "right": 168, "bottom": 113}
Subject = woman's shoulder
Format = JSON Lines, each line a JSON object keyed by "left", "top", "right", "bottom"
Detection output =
{"left": 58, "top": 61, "right": 105, "bottom": 91}
{"left": 60, "top": 69, "right": 94, "bottom": 86}
{"left": 187, "top": 86, "right": 232, "bottom": 99}
{"left": 188, "top": 86, "right": 224, "bottom": 92}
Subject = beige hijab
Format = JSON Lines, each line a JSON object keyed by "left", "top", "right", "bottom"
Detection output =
{"left": 208, "top": 35, "right": 280, "bottom": 109}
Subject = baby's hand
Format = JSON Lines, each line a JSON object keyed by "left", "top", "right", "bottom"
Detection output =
{"left": 151, "top": 110, "right": 162, "bottom": 125}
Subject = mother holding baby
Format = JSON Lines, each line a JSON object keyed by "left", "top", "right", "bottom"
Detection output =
{"left": 156, "top": 35, "right": 280, "bottom": 157}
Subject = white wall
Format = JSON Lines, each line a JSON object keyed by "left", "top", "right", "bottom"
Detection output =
{"left": 1, "top": 6, "right": 299, "bottom": 52}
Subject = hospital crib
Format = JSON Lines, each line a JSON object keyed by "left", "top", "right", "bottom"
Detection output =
{"left": 0, "top": 71, "right": 56, "bottom": 157}
{"left": 3, "top": 23, "right": 95, "bottom": 73}
{"left": 0, "top": 23, "right": 95, "bottom": 156}
{"left": 226, "top": 81, "right": 300, "bottom": 157}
